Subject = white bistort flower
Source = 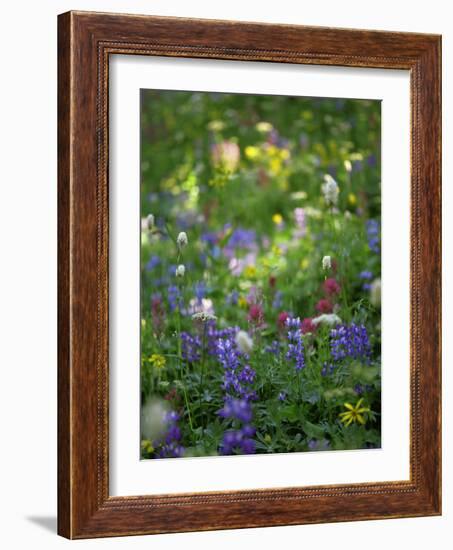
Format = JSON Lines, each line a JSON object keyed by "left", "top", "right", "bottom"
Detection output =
{"left": 176, "top": 231, "right": 188, "bottom": 249}
{"left": 191, "top": 311, "right": 217, "bottom": 323}
{"left": 235, "top": 330, "right": 253, "bottom": 355}
{"left": 322, "top": 255, "right": 332, "bottom": 271}
{"left": 370, "top": 278, "right": 381, "bottom": 307}
{"left": 175, "top": 264, "right": 186, "bottom": 278}
{"left": 312, "top": 313, "right": 342, "bottom": 327}
{"left": 321, "top": 174, "right": 339, "bottom": 206}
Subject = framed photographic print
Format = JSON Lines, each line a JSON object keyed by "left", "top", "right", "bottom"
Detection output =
{"left": 58, "top": 11, "right": 441, "bottom": 538}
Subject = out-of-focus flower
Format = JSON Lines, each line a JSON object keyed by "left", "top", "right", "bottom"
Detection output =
{"left": 316, "top": 298, "right": 334, "bottom": 314}
{"left": 339, "top": 398, "right": 370, "bottom": 426}
{"left": 142, "top": 213, "right": 155, "bottom": 232}
{"left": 277, "top": 311, "right": 289, "bottom": 329}
{"left": 278, "top": 392, "right": 287, "bottom": 401}
{"left": 167, "top": 285, "right": 182, "bottom": 311}
{"left": 141, "top": 439, "right": 154, "bottom": 454}
{"left": 348, "top": 193, "right": 357, "bottom": 206}
{"left": 272, "top": 213, "right": 283, "bottom": 226}
{"left": 248, "top": 304, "right": 264, "bottom": 326}
{"left": 370, "top": 278, "right": 381, "bottom": 307}
{"left": 312, "top": 313, "right": 342, "bottom": 327}
{"left": 344, "top": 159, "right": 353, "bottom": 173}
{"left": 141, "top": 397, "right": 169, "bottom": 441}
{"left": 211, "top": 140, "right": 240, "bottom": 172}
{"left": 359, "top": 270, "right": 373, "bottom": 291}
{"left": 243, "top": 265, "right": 257, "bottom": 278}
{"left": 272, "top": 290, "right": 283, "bottom": 310}
{"left": 323, "top": 278, "right": 341, "bottom": 296}
{"left": 149, "top": 354, "right": 166, "bottom": 370}
{"left": 366, "top": 219, "right": 380, "bottom": 254}
{"left": 300, "top": 258, "right": 310, "bottom": 270}
{"left": 176, "top": 231, "right": 188, "bottom": 249}
{"left": 293, "top": 207, "right": 306, "bottom": 237}
{"left": 301, "top": 317, "right": 316, "bottom": 334}
{"left": 265, "top": 340, "right": 280, "bottom": 354}
{"left": 207, "top": 120, "right": 225, "bottom": 132}
{"left": 245, "top": 145, "right": 260, "bottom": 160}
{"left": 256, "top": 121, "right": 273, "bottom": 133}
{"left": 235, "top": 330, "right": 253, "bottom": 355}
{"left": 146, "top": 255, "right": 160, "bottom": 271}
{"left": 155, "top": 411, "right": 185, "bottom": 458}
{"left": 181, "top": 332, "right": 201, "bottom": 363}
{"left": 175, "top": 264, "right": 185, "bottom": 278}
{"left": 322, "top": 255, "right": 332, "bottom": 271}
{"left": 321, "top": 174, "right": 339, "bottom": 206}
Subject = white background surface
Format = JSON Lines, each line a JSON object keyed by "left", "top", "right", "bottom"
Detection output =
{"left": 0, "top": 0, "right": 450, "bottom": 548}
{"left": 110, "top": 56, "right": 410, "bottom": 495}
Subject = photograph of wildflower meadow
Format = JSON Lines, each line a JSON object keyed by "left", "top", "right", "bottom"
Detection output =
{"left": 140, "top": 89, "right": 381, "bottom": 460}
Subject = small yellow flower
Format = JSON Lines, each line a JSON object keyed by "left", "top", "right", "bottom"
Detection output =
{"left": 245, "top": 145, "right": 260, "bottom": 160}
{"left": 244, "top": 265, "right": 257, "bottom": 278}
{"left": 141, "top": 318, "right": 147, "bottom": 328}
{"left": 269, "top": 157, "right": 282, "bottom": 175}
{"left": 300, "top": 258, "right": 310, "bottom": 270}
{"left": 339, "top": 398, "right": 370, "bottom": 426}
{"left": 141, "top": 439, "right": 155, "bottom": 454}
{"left": 272, "top": 213, "right": 283, "bottom": 225}
{"left": 348, "top": 192, "right": 357, "bottom": 206}
{"left": 238, "top": 296, "right": 248, "bottom": 309}
{"left": 279, "top": 148, "right": 290, "bottom": 161}
{"left": 264, "top": 434, "right": 272, "bottom": 444}
{"left": 149, "top": 354, "right": 166, "bottom": 370}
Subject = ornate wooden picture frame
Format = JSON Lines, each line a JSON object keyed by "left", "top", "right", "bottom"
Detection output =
{"left": 58, "top": 11, "right": 441, "bottom": 539}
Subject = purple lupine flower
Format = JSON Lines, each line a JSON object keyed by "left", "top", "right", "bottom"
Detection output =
{"left": 359, "top": 270, "right": 373, "bottom": 291}
{"left": 330, "top": 323, "right": 371, "bottom": 362}
{"left": 220, "top": 428, "right": 257, "bottom": 455}
{"left": 215, "top": 329, "right": 257, "bottom": 456}
{"left": 367, "top": 154, "right": 377, "bottom": 167}
{"left": 145, "top": 255, "right": 160, "bottom": 271}
{"left": 366, "top": 219, "right": 380, "bottom": 254}
{"left": 193, "top": 281, "right": 208, "bottom": 303}
{"left": 321, "top": 362, "right": 335, "bottom": 376}
{"left": 278, "top": 391, "right": 287, "bottom": 401}
{"left": 285, "top": 316, "right": 305, "bottom": 371}
{"left": 226, "top": 290, "right": 239, "bottom": 306}
{"left": 181, "top": 332, "right": 202, "bottom": 363}
{"left": 238, "top": 364, "right": 256, "bottom": 385}
{"left": 225, "top": 228, "right": 257, "bottom": 252}
{"left": 220, "top": 427, "right": 256, "bottom": 455}
{"left": 155, "top": 411, "right": 185, "bottom": 458}
{"left": 272, "top": 290, "right": 283, "bottom": 310}
{"left": 167, "top": 285, "right": 182, "bottom": 312}
{"left": 218, "top": 398, "right": 253, "bottom": 423}
{"left": 265, "top": 340, "right": 281, "bottom": 355}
